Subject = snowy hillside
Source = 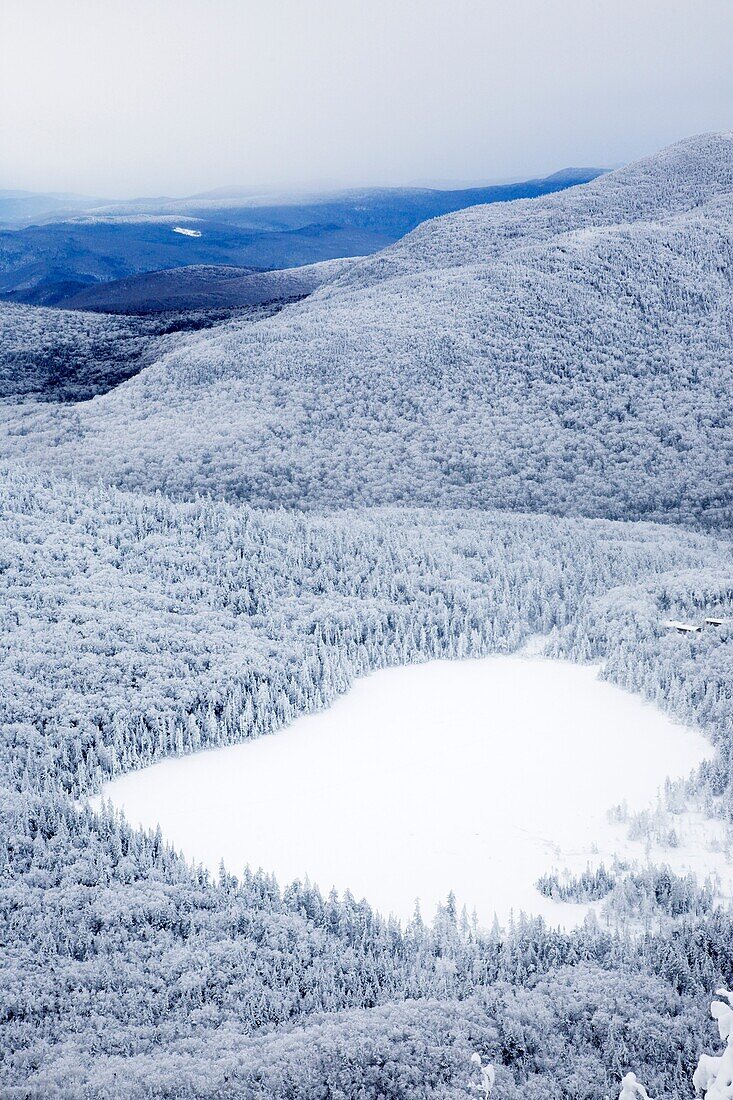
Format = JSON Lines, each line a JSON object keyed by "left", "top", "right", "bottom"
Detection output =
{"left": 0, "top": 303, "right": 183, "bottom": 401}
{"left": 0, "top": 259, "right": 356, "bottom": 400}
{"left": 0, "top": 296, "right": 299, "bottom": 402}
{"left": 330, "top": 132, "right": 733, "bottom": 290}
{"left": 3, "top": 133, "right": 732, "bottom": 525}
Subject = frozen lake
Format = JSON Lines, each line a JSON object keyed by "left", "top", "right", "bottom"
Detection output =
{"left": 95, "top": 655, "right": 717, "bottom": 928}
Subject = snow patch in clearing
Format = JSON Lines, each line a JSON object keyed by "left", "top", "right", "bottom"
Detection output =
{"left": 94, "top": 656, "right": 720, "bottom": 928}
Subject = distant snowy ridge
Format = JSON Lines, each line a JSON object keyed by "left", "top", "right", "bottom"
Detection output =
{"left": 328, "top": 131, "right": 733, "bottom": 291}
{"left": 0, "top": 169, "right": 602, "bottom": 301}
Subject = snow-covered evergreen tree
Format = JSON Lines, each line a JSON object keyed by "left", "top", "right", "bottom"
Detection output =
{"left": 694, "top": 991, "right": 733, "bottom": 1098}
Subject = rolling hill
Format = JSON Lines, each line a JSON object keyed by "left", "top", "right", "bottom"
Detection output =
{"left": 58, "top": 257, "right": 356, "bottom": 313}
{"left": 0, "top": 188, "right": 103, "bottom": 227}
{"left": 2, "top": 134, "right": 731, "bottom": 527}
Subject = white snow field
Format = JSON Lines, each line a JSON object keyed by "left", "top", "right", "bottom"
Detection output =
{"left": 96, "top": 655, "right": 719, "bottom": 929}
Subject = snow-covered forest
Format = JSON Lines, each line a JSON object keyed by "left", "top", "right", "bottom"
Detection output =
{"left": 2, "top": 132, "right": 733, "bottom": 1097}
{"left": 0, "top": 293, "right": 318, "bottom": 403}
{"left": 2, "top": 460, "right": 733, "bottom": 1095}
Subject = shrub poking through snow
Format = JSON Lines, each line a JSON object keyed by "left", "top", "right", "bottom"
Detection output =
{"left": 694, "top": 990, "right": 733, "bottom": 1098}
{"left": 619, "top": 1072, "right": 651, "bottom": 1098}
{"left": 470, "top": 1052, "right": 495, "bottom": 1098}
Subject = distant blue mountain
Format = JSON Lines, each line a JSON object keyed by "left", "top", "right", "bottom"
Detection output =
{"left": 0, "top": 169, "right": 604, "bottom": 306}
{"left": 0, "top": 189, "right": 104, "bottom": 227}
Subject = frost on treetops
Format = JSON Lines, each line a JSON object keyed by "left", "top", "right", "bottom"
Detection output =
{"left": 622, "top": 989, "right": 733, "bottom": 1099}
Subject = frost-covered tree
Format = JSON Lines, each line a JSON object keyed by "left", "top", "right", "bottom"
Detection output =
{"left": 619, "top": 1072, "right": 651, "bottom": 1099}
{"left": 694, "top": 990, "right": 733, "bottom": 1098}
{"left": 470, "top": 1052, "right": 496, "bottom": 1097}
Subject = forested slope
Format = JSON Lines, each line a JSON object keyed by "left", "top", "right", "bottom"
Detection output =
{"left": 2, "top": 134, "right": 731, "bottom": 525}
{"left": 0, "top": 303, "right": 188, "bottom": 401}
{"left": 0, "top": 298, "right": 295, "bottom": 402}
{"left": 3, "top": 465, "right": 733, "bottom": 1096}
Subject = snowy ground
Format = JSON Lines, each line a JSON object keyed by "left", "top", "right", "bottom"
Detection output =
{"left": 94, "top": 654, "right": 726, "bottom": 929}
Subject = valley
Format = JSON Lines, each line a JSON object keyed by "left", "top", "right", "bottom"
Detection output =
{"left": 0, "top": 170, "right": 601, "bottom": 305}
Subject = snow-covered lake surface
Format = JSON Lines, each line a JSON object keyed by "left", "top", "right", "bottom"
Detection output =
{"left": 94, "top": 655, "right": 724, "bottom": 928}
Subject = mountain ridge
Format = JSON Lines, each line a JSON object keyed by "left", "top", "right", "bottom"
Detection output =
{"left": 2, "top": 134, "right": 731, "bottom": 527}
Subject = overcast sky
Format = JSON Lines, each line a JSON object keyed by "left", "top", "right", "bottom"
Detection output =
{"left": 1, "top": 0, "right": 732, "bottom": 198}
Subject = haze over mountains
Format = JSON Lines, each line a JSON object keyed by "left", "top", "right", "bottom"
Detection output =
{"left": 0, "top": 169, "right": 603, "bottom": 306}
{"left": 4, "top": 133, "right": 730, "bottom": 528}
{"left": 0, "top": 189, "right": 105, "bottom": 227}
